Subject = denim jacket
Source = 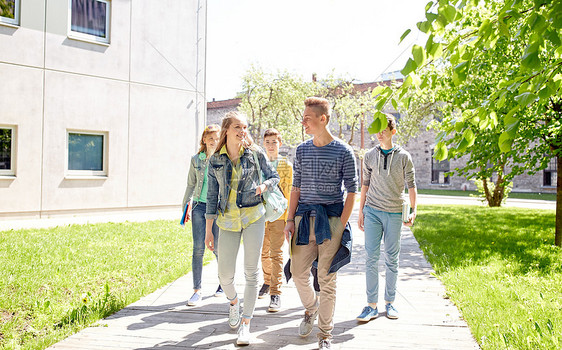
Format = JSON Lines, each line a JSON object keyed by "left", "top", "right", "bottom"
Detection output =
{"left": 205, "top": 146, "right": 280, "bottom": 219}
{"left": 283, "top": 203, "right": 352, "bottom": 281}
{"left": 182, "top": 152, "right": 208, "bottom": 210}
{"left": 295, "top": 202, "right": 353, "bottom": 273}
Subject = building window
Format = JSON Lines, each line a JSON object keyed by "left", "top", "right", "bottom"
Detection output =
{"left": 543, "top": 158, "right": 557, "bottom": 187}
{"left": 67, "top": 131, "right": 107, "bottom": 176}
{"left": 431, "top": 150, "right": 450, "bottom": 184}
{"left": 0, "top": 126, "right": 15, "bottom": 176}
{"left": 0, "top": 0, "right": 20, "bottom": 26}
{"left": 69, "top": 0, "right": 110, "bottom": 44}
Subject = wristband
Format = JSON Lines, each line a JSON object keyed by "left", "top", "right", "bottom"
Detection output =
{"left": 287, "top": 218, "right": 295, "bottom": 222}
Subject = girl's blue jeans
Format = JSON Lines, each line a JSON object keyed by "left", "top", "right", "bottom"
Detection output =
{"left": 191, "top": 201, "right": 218, "bottom": 290}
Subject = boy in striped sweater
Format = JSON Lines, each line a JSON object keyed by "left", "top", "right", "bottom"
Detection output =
{"left": 284, "top": 97, "right": 358, "bottom": 350}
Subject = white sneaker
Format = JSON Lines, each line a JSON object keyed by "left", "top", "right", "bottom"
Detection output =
{"left": 186, "top": 291, "right": 201, "bottom": 306}
{"left": 228, "top": 301, "right": 241, "bottom": 329}
{"left": 237, "top": 322, "right": 250, "bottom": 345}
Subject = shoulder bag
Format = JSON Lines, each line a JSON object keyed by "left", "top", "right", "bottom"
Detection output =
{"left": 252, "top": 151, "right": 288, "bottom": 222}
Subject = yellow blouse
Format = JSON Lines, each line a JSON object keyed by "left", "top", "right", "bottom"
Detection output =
{"left": 216, "top": 146, "right": 265, "bottom": 232}
{"left": 273, "top": 157, "right": 293, "bottom": 222}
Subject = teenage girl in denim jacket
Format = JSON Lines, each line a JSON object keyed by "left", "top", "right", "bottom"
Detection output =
{"left": 204, "top": 111, "right": 279, "bottom": 346}
{"left": 181, "top": 124, "right": 222, "bottom": 306}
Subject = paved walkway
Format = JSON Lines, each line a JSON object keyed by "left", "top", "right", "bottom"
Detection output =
{"left": 48, "top": 207, "right": 479, "bottom": 350}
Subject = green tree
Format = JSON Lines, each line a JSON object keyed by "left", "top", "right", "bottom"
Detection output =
{"left": 0, "top": 129, "right": 10, "bottom": 152}
{"left": 239, "top": 67, "right": 380, "bottom": 147}
{"left": 399, "top": 29, "right": 542, "bottom": 206}
{"left": 318, "top": 74, "right": 379, "bottom": 147}
{"left": 371, "top": 0, "right": 562, "bottom": 246}
{"left": 0, "top": 0, "right": 15, "bottom": 19}
{"left": 238, "top": 66, "right": 315, "bottom": 146}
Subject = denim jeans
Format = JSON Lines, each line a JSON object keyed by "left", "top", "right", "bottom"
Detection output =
{"left": 363, "top": 205, "right": 402, "bottom": 303}
{"left": 217, "top": 215, "right": 265, "bottom": 319}
{"left": 191, "top": 201, "right": 218, "bottom": 290}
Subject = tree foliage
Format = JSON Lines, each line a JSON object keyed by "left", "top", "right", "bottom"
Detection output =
{"left": 238, "top": 66, "right": 380, "bottom": 147}
{"left": 0, "top": 128, "right": 11, "bottom": 153}
{"left": 0, "top": 0, "right": 15, "bottom": 18}
{"left": 238, "top": 66, "right": 315, "bottom": 146}
{"left": 372, "top": 0, "right": 561, "bottom": 244}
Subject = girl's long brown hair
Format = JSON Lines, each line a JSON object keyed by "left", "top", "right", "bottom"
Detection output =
{"left": 198, "top": 124, "right": 221, "bottom": 153}
{"left": 214, "top": 111, "right": 255, "bottom": 154}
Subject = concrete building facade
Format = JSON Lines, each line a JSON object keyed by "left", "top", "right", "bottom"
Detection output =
{"left": 0, "top": 0, "right": 207, "bottom": 219}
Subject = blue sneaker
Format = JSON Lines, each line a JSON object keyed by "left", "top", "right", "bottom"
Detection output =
{"left": 356, "top": 306, "right": 378, "bottom": 322}
{"left": 385, "top": 303, "right": 399, "bottom": 319}
{"left": 214, "top": 285, "right": 224, "bottom": 297}
{"left": 187, "top": 291, "right": 202, "bottom": 306}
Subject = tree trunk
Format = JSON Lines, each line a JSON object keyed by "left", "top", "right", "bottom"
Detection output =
{"left": 491, "top": 173, "right": 505, "bottom": 207}
{"left": 482, "top": 177, "right": 492, "bottom": 204}
{"left": 482, "top": 176, "right": 504, "bottom": 207}
{"left": 554, "top": 154, "right": 562, "bottom": 247}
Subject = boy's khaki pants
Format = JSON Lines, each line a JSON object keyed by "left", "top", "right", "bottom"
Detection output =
{"left": 291, "top": 215, "right": 344, "bottom": 340}
{"left": 261, "top": 219, "right": 286, "bottom": 295}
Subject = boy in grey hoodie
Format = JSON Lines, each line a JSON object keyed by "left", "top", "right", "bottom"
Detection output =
{"left": 356, "top": 113, "right": 417, "bottom": 321}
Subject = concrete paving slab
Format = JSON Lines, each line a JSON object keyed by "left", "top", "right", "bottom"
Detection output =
{"left": 48, "top": 208, "right": 480, "bottom": 349}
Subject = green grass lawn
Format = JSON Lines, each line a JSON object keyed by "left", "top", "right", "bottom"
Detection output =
{"left": 417, "top": 189, "right": 557, "bottom": 201}
{"left": 0, "top": 220, "right": 212, "bottom": 350}
{"left": 413, "top": 205, "right": 561, "bottom": 350}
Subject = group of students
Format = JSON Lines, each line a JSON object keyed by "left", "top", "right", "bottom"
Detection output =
{"left": 181, "top": 97, "right": 417, "bottom": 349}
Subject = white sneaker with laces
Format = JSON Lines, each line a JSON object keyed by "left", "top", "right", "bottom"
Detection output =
{"left": 186, "top": 291, "right": 201, "bottom": 306}
{"left": 237, "top": 322, "right": 250, "bottom": 345}
{"left": 229, "top": 301, "right": 241, "bottom": 329}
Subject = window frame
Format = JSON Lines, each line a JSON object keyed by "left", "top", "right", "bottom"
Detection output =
{"left": 66, "top": 129, "right": 108, "bottom": 178}
{"left": 543, "top": 157, "right": 557, "bottom": 188}
{"left": 0, "top": 125, "right": 16, "bottom": 177}
{"left": 0, "top": 0, "right": 20, "bottom": 27}
{"left": 67, "top": 0, "right": 111, "bottom": 45}
{"left": 430, "top": 149, "right": 450, "bottom": 185}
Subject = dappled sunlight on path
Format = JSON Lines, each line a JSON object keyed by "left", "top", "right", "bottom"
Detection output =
{"left": 48, "top": 207, "right": 479, "bottom": 349}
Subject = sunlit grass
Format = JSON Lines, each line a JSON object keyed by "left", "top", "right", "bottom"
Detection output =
{"left": 417, "top": 189, "right": 556, "bottom": 201}
{"left": 414, "top": 205, "right": 561, "bottom": 349}
{"left": 0, "top": 220, "right": 212, "bottom": 350}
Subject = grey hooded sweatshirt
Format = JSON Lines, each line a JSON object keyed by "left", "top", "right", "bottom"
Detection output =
{"left": 363, "top": 145, "right": 416, "bottom": 213}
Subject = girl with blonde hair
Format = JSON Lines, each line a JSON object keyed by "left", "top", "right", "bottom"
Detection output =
{"left": 205, "top": 111, "right": 280, "bottom": 345}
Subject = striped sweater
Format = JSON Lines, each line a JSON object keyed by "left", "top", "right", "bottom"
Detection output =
{"left": 293, "top": 138, "right": 358, "bottom": 205}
